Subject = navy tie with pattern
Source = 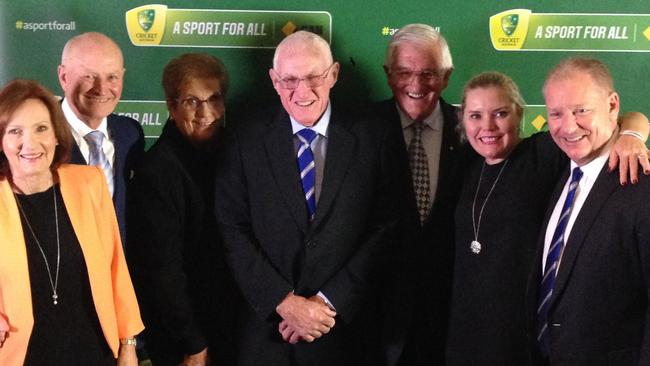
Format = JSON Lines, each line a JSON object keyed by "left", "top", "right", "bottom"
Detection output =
{"left": 296, "top": 129, "right": 317, "bottom": 221}
{"left": 408, "top": 121, "right": 431, "bottom": 225}
{"left": 85, "top": 130, "right": 114, "bottom": 196}
{"left": 537, "top": 166, "right": 583, "bottom": 356}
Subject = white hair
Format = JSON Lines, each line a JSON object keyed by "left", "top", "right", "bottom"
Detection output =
{"left": 272, "top": 31, "right": 333, "bottom": 69}
{"left": 385, "top": 24, "right": 453, "bottom": 71}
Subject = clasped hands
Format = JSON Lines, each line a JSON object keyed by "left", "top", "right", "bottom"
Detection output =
{"left": 275, "top": 292, "right": 336, "bottom": 344}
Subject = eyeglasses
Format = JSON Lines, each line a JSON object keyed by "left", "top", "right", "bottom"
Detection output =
{"left": 176, "top": 94, "right": 223, "bottom": 111}
{"left": 275, "top": 64, "right": 335, "bottom": 90}
{"left": 390, "top": 68, "right": 444, "bottom": 84}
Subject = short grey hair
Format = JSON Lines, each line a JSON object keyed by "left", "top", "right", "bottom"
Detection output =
{"left": 544, "top": 57, "right": 615, "bottom": 96}
{"left": 273, "top": 31, "right": 333, "bottom": 70}
{"left": 384, "top": 24, "right": 453, "bottom": 71}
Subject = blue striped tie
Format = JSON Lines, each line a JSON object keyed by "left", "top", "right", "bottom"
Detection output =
{"left": 537, "top": 167, "right": 583, "bottom": 356}
{"left": 85, "top": 131, "right": 114, "bottom": 196}
{"left": 296, "top": 129, "right": 317, "bottom": 221}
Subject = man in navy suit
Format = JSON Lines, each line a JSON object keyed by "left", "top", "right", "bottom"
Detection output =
{"left": 57, "top": 32, "right": 144, "bottom": 246}
{"left": 527, "top": 58, "right": 650, "bottom": 365}
{"left": 214, "top": 30, "right": 404, "bottom": 366}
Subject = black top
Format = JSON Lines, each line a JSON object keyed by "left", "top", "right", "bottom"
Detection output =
{"left": 17, "top": 185, "right": 114, "bottom": 365}
{"left": 127, "top": 121, "right": 238, "bottom": 365}
{"left": 446, "top": 133, "right": 567, "bottom": 366}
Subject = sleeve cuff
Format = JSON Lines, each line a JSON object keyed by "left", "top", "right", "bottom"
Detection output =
{"left": 317, "top": 291, "right": 336, "bottom": 311}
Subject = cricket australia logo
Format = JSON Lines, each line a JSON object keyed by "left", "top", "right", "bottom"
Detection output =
{"left": 501, "top": 14, "right": 519, "bottom": 36}
{"left": 138, "top": 9, "right": 155, "bottom": 32}
{"left": 126, "top": 4, "right": 167, "bottom": 45}
{"left": 489, "top": 9, "right": 531, "bottom": 50}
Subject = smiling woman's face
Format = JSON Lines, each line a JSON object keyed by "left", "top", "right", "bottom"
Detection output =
{"left": 462, "top": 86, "right": 521, "bottom": 164}
{"left": 169, "top": 77, "right": 224, "bottom": 146}
{"left": 2, "top": 98, "right": 57, "bottom": 182}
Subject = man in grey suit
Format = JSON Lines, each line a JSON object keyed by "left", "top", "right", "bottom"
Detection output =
{"left": 214, "top": 30, "right": 404, "bottom": 366}
{"left": 528, "top": 57, "right": 650, "bottom": 365}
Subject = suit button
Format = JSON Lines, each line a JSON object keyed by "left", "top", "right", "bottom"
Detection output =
{"left": 306, "top": 241, "right": 317, "bottom": 248}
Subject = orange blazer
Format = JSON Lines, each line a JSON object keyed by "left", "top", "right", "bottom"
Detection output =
{"left": 0, "top": 164, "right": 144, "bottom": 365}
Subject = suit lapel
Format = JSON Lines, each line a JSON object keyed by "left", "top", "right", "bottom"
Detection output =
{"left": 69, "top": 140, "right": 87, "bottom": 165}
{"left": 106, "top": 116, "right": 122, "bottom": 198}
{"left": 431, "top": 99, "right": 460, "bottom": 210}
{"left": 548, "top": 165, "right": 619, "bottom": 309}
{"left": 312, "top": 111, "right": 355, "bottom": 229}
{"left": 263, "top": 109, "right": 310, "bottom": 233}
{"left": 61, "top": 98, "right": 86, "bottom": 165}
{"left": 382, "top": 100, "right": 419, "bottom": 218}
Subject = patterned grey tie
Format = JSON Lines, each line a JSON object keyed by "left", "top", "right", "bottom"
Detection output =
{"left": 84, "top": 131, "right": 114, "bottom": 196}
{"left": 408, "top": 121, "right": 431, "bottom": 225}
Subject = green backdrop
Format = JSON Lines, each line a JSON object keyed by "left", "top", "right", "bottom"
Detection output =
{"left": 1, "top": 0, "right": 648, "bottom": 146}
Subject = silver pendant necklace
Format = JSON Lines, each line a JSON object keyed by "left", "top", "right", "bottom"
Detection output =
{"left": 471, "top": 159, "right": 509, "bottom": 255}
{"left": 15, "top": 187, "right": 61, "bottom": 305}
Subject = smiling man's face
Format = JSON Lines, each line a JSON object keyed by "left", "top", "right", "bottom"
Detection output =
{"left": 545, "top": 71, "right": 619, "bottom": 166}
{"left": 58, "top": 34, "right": 125, "bottom": 129}
{"left": 385, "top": 41, "right": 450, "bottom": 121}
{"left": 269, "top": 43, "right": 339, "bottom": 127}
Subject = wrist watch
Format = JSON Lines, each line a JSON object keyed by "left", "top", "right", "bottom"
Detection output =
{"left": 120, "top": 337, "right": 137, "bottom": 346}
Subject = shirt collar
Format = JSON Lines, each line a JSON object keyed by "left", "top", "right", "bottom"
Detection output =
{"left": 62, "top": 98, "right": 109, "bottom": 139}
{"left": 570, "top": 149, "right": 609, "bottom": 183}
{"left": 396, "top": 99, "right": 443, "bottom": 131}
{"left": 290, "top": 102, "right": 331, "bottom": 137}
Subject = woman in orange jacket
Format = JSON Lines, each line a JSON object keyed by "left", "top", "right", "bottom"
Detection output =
{"left": 0, "top": 79, "right": 144, "bottom": 365}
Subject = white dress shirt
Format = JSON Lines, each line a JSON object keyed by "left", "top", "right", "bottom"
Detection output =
{"left": 542, "top": 151, "right": 609, "bottom": 273}
{"left": 62, "top": 99, "right": 115, "bottom": 170}
{"left": 291, "top": 103, "right": 331, "bottom": 204}
{"left": 397, "top": 100, "right": 444, "bottom": 203}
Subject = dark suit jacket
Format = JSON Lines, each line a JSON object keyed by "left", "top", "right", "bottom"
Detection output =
{"left": 526, "top": 164, "right": 650, "bottom": 366}
{"left": 373, "top": 98, "right": 472, "bottom": 365}
{"left": 68, "top": 113, "right": 144, "bottom": 245}
{"left": 214, "top": 104, "right": 403, "bottom": 366}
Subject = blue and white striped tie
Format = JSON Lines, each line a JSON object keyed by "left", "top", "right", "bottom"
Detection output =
{"left": 296, "top": 129, "right": 317, "bottom": 221}
{"left": 537, "top": 166, "right": 583, "bottom": 356}
{"left": 85, "top": 131, "right": 114, "bottom": 197}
